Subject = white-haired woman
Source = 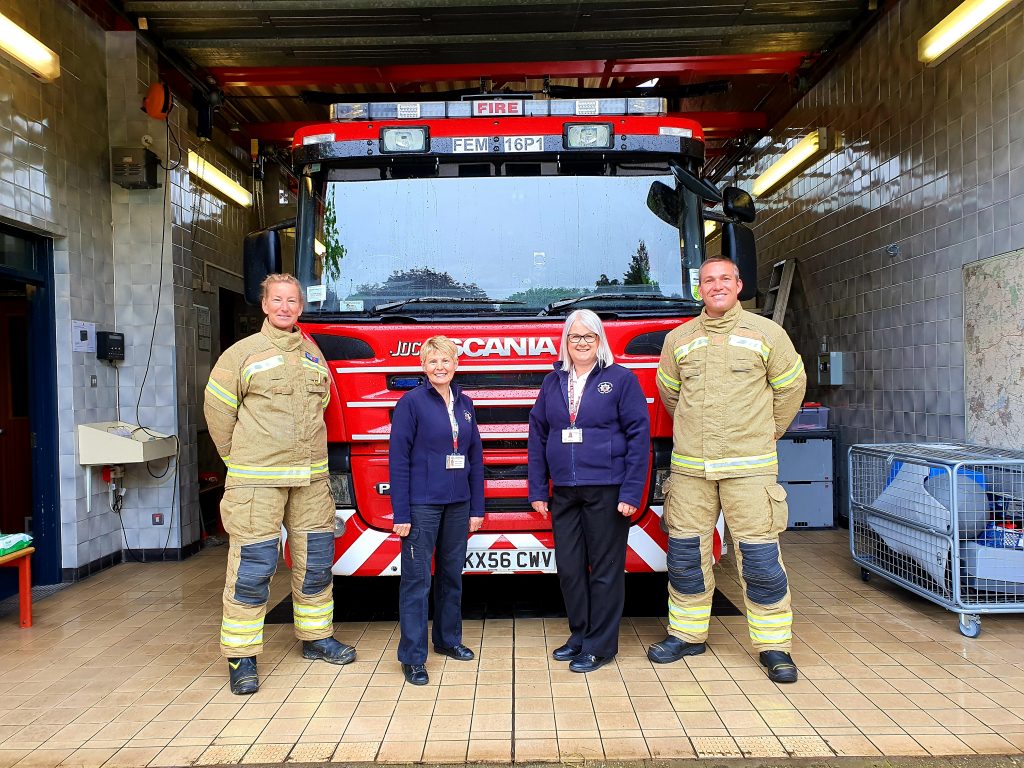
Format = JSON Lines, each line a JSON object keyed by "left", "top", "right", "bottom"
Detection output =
{"left": 527, "top": 309, "right": 650, "bottom": 673}
{"left": 389, "top": 336, "right": 485, "bottom": 686}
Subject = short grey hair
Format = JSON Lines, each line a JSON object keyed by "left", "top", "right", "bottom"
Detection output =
{"left": 558, "top": 309, "right": 614, "bottom": 370}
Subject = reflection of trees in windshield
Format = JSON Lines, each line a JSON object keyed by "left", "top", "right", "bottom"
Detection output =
{"left": 353, "top": 267, "right": 486, "bottom": 299}
{"left": 321, "top": 197, "right": 346, "bottom": 281}
{"left": 623, "top": 240, "right": 658, "bottom": 288}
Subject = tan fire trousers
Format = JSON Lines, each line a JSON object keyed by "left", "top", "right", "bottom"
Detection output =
{"left": 220, "top": 480, "right": 335, "bottom": 657}
{"left": 664, "top": 474, "right": 793, "bottom": 652}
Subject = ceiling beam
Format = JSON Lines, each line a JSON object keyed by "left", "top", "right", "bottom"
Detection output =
{"left": 242, "top": 111, "right": 768, "bottom": 143}
{"left": 211, "top": 54, "right": 808, "bottom": 87}
{"left": 167, "top": 22, "right": 849, "bottom": 50}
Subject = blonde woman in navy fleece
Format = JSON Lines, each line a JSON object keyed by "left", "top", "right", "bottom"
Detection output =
{"left": 389, "top": 335, "right": 485, "bottom": 686}
{"left": 528, "top": 309, "right": 650, "bottom": 673}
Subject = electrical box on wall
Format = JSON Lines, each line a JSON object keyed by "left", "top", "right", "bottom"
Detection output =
{"left": 112, "top": 147, "right": 159, "bottom": 189}
{"left": 96, "top": 331, "right": 125, "bottom": 361}
{"left": 818, "top": 351, "right": 852, "bottom": 386}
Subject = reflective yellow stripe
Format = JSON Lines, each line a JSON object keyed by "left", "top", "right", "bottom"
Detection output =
{"left": 674, "top": 336, "right": 709, "bottom": 363}
{"left": 671, "top": 453, "right": 705, "bottom": 470}
{"left": 311, "top": 459, "right": 328, "bottom": 477}
{"left": 294, "top": 601, "right": 333, "bottom": 631}
{"left": 705, "top": 452, "right": 778, "bottom": 471}
{"left": 206, "top": 380, "right": 238, "bottom": 409}
{"left": 322, "top": 391, "right": 331, "bottom": 409}
{"left": 748, "top": 611, "right": 792, "bottom": 643}
{"left": 668, "top": 603, "right": 711, "bottom": 632}
{"left": 226, "top": 462, "right": 312, "bottom": 480}
{"left": 770, "top": 358, "right": 805, "bottom": 389}
{"left": 221, "top": 617, "right": 264, "bottom": 648}
{"left": 243, "top": 355, "right": 285, "bottom": 382}
{"left": 220, "top": 455, "right": 230, "bottom": 462}
{"left": 728, "top": 334, "right": 770, "bottom": 360}
{"left": 657, "top": 367, "right": 681, "bottom": 392}
{"left": 302, "top": 359, "right": 330, "bottom": 378}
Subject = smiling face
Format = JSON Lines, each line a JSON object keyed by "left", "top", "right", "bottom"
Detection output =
{"left": 566, "top": 318, "right": 599, "bottom": 371}
{"left": 261, "top": 281, "right": 304, "bottom": 330}
{"left": 698, "top": 259, "right": 742, "bottom": 318}
{"left": 422, "top": 349, "right": 457, "bottom": 388}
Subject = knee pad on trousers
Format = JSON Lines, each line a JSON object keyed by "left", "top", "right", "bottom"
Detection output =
{"left": 667, "top": 535, "right": 705, "bottom": 595}
{"left": 234, "top": 539, "right": 279, "bottom": 605}
{"left": 738, "top": 541, "right": 788, "bottom": 605}
{"left": 301, "top": 531, "right": 335, "bottom": 595}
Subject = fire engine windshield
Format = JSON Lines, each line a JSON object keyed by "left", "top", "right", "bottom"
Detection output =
{"left": 301, "top": 173, "right": 687, "bottom": 316}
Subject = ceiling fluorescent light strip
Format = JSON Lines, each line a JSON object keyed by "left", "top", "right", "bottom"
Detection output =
{"left": 0, "top": 12, "right": 60, "bottom": 82}
{"left": 918, "top": 0, "right": 1020, "bottom": 65}
{"left": 751, "top": 129, "right": 829, "bottom": 198}
{"left": 188, "top": 150, "right": 252, "bottom": 208}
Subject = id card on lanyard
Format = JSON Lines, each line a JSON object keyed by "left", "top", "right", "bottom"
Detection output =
{"left": 562, "top": 372, "right": 584, "bottom": 444}
{"left": 446, "top": 396, "right": 465, "bottom": 469}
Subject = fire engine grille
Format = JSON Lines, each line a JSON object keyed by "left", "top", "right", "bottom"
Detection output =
{"left": 386, "top": 371, "right": 547, "bottom": 391}
{"left": 485, "top": 498, "right": 531, "bottom": 513}
{"left": 474, "top": 407, "right": 532, "bottom": 424}
{"left": 484, "top": 465, "right": 528, "bottom": 480}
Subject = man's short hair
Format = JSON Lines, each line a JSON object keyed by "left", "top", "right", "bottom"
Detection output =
{"left": 260, "top": 273, "right": 303, "bottom": 302}
{"left": 698, "top": 256, "right": 740, "bottom": 279}
{"left": 419, "top": 335, "right": 459, "bottom": 365}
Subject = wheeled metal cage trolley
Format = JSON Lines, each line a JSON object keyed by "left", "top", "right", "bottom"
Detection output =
{"left": 849, "top": 442, "right": 1024, "bottom": 637}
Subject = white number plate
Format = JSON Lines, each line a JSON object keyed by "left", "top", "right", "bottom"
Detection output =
{"left": 502, "top": 135, "right": 544, "bottom": 153}
{"left": 464, "top": 548, "right": 556, "bottom": 573}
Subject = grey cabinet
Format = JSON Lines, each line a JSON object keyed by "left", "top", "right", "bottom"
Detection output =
{"left": 778, "top": 432, "right": 835, "bottom": 529}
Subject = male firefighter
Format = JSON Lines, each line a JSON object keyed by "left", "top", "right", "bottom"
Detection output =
{"left": 648, "top": 256, "right": 806, "bottom": 683}
{"left": 204, "top": 273, "right": 355, "bottom": 695}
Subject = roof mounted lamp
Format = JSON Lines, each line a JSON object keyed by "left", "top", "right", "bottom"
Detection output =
{"left": 918, "top": 0, "right": 1021, "bottom": 65}
{"left": 0, "top": 12, "right": 60, "bottom": 82}
{"left": 751, "top": 128, "right": 831, "bottom": 198}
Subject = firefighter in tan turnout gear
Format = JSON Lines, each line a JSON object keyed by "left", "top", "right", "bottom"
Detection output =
{"left": 648, "top": 256, "right": 807, "bottom": 683}
{"left": 204, "top": 274, "right": 355, "bottom": 696}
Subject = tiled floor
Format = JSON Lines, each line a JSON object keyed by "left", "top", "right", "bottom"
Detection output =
{"left": 2, "top": 529, "right": 1023, "bottom": 767}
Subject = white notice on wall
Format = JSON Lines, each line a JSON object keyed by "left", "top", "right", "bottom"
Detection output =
{"left": 72, "top": 320, "right": 96, "bottom": 353}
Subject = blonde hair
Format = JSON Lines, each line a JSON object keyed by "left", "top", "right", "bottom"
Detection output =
{"left": 558, "top": 309, "right": 614, "bottom": 370}
{"left": 419, "top": 335, "right": 459, "bottom": 365}
{"left": 260, "top": 273, "right": 303, "bottom": 303}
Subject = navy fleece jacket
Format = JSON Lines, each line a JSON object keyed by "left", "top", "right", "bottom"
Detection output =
{"left": 388, "top": 382, "right": 484, "bottom": 525}
{"left": 527, "top": 362, "right": 651, "bottom": 508}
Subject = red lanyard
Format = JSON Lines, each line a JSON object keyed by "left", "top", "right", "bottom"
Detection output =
{"left": 568, "top": 373, "right": 583, "bottom": 426}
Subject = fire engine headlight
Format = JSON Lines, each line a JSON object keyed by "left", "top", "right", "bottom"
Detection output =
{"left": 564, "top": 123, "right": 613, "bottom": 149}
{"left": 651, "top": 468, "right": 672, "bottom": 505}
{"left": 329, "top": 472, "right": 353, "bottom": 507}
{"left": 380, "top": 127, "right": 429, "bottom": 153}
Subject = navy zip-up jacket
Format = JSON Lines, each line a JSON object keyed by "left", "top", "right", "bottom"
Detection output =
{"left": 389, "top": 382, "right": 484, "bottom": 525}
{"left": 528, "top": 361, "right": 651, "bottom": 508}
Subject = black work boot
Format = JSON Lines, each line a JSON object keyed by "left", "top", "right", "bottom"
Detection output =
{"left": 302, "top": 637, "right": 356, "bottom": 665}
{"left": 228, "top": 657, "right": 258, "bottom": 695}
{"left": 647, "top": 635, "right": 706, "bottom": 664}
{"left": 760, "top": 650, "right": 798, "bottom": 683}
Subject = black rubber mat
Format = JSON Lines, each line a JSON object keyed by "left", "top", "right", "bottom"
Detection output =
{"left": 265, "top": 573, "right": 740, "bottom": 624}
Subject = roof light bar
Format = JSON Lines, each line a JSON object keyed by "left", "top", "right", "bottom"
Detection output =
{"left": 330, "top": 97, "right": 667, "bottom": 122}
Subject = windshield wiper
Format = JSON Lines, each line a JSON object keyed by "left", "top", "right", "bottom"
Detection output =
{"left": 371, "top": 296, "right": 525, "bottom": 314}
{"left": 541, "top": 293, "right": 695, "bottom": 315}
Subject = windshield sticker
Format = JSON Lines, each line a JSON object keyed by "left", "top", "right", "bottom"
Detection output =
{"left": 307, "top": 284, "right": 327, "bottom": 303}
{"left": 339, "top": 300, "right": 364, "bottom": 312}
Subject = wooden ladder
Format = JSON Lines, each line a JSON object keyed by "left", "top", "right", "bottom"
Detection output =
{"left": 762, "top": 259, "right": 797, "bottom": 325}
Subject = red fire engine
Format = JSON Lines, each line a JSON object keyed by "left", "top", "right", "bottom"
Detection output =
{"left": 243, "top": 95, "right": 758, "bottom": 576}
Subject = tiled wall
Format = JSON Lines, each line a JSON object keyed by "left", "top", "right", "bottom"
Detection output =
{"left": 1, "top": 1, "right": 253, "bottom": 576}
{"left": 733, "top": 1, "right": 1024, "bottom": 461}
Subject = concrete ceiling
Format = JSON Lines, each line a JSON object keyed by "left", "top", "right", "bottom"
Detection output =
{"left": 110, "top": 0, "right": 885, "bottom": 174}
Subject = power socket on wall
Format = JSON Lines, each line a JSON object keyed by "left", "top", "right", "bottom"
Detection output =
{"left": 152, "top": 513, "right": 164, "bottom": 526}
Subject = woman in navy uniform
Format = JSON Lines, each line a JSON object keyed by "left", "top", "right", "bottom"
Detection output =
{"left": 528, "top": 309, "right": 650, "bottom": 672}
{"left": 389, "top": 335, "right": 485, "bottom": 685}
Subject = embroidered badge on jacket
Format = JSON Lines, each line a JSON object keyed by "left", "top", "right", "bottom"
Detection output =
{"left": 598, "top": 382, "right": 613, "bottom": 394}
{"left": 463, "top": 410, "right": 472, "bottom": 422}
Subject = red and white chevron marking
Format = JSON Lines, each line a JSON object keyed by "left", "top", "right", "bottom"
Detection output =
{"left": 285, "top": 508, "right": 725, "bottom": 576}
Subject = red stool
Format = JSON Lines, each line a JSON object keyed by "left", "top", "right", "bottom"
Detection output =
{"left": 0, "top": 546, "right": 34, "bottom": 628}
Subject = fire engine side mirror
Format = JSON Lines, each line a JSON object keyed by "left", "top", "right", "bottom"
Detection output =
{"left": 243, "top": 229, "right": 283, "bottom": 305}
{"left": 723, "top": 186, "right": 756, "bottom": 223}
{"left": 721, "top": 222, "right": 758, "bottom": 302}
{"left": 646, "top": 181, "right": 680, "bottom": 226}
